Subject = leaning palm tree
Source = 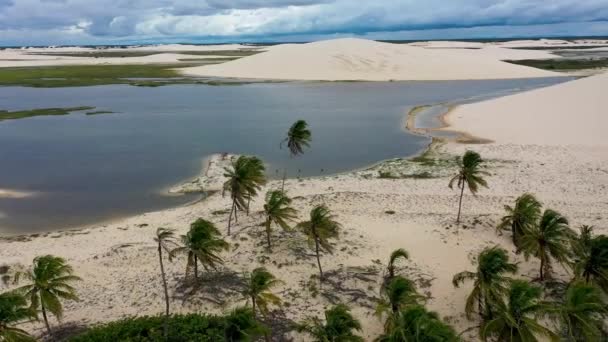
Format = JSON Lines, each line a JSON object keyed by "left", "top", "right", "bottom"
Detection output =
{"left": 223, "top": 156, "right": 267, "bottom": 234}
{"left": 242, "top": 267, "right": 283, "bottom": 318}
{"left": 297, "top": 304, "right": 363, "bottom": 342}
{"left": 452, "top": 246, "right": 517, "bottom": 321}
{"left": 498, "top": 193, "right": 542, "bottom": 250}
{"left": 552, "top": 281, "right": 608, "bottom": 341}
{"left": 449, "top": 150, "right": 489, "bottom": 224}
{"left": 154, "top": 227, "right": 178, "bottom": 339}
{"left": 386, "top": 248, "right": 409, "bottom": 280}
{"left": 376, "top": 305, "right": 458, "bottom": 342}
{"left": 520, "top": 209, "right": 575, "bottom": 281}
{"left": 280, "top": 120, "right": 312, "bottom": 190}
{"left": 263, "top": 190, "right": 298, "bottom": 249}
{"left": 0, "top": 291, "right": 36, "bottom": 342}
{"left": 573, "top": 233, "right": 608, "bottom": 291}
{"left": 376, "top": 276, "right": 424, "bottom": 332}
{"left": 16, "top": 255, "right": 81, "bottom": 335}
{"left": 481, "top": 280, "right": 557, "bottom": 342}
{"left": 173, "top": 219, "right": 230, "bottom": 281}
{"left": 297, "top": 205, "right": 341, "bottom": 280}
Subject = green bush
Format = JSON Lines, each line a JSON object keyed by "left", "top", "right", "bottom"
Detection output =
{"left": 69, "top": 308, "right": 266, "bottom": 342}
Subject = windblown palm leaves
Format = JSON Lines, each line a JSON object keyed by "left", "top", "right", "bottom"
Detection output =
{"left": 16, "top": 255, "right": 81, "bottom": 335}
{"left": 376, "top": 305, "right": 458, "bottom": 342}
{"left": 223, "top": 156, "right": 267, "bottom": 234}
{"left": 573, "top": 232, "right": 608, "bottom": 291}
{"left": 281, "top": 120, "right": 311, "bottom": 158}
{"left": 297, "top": 205, "right": 341, "bottom": 279}
{"left": 0, "top": 291, "right": 36, "bottom": 342}
{"left": 449, "top": 151, "right": 489, "bottom": 223}
{"left": 376, "top": 276, "right": 424, "bottom": 332}
{"left": 481, "top": 280, "right": 557, "bottom": 342}
{"left": 173, "top": 219, "right": 230, "bottom": 281}
{"left": 452, "top": 246, "right": 517, "bottom": 321}
{"left": 297, "top": 304, "right": 363, "bottom": 342}
{"left": 498, "top": 193, "right": 542, "bottom": 250}
{"left": 263, "top": 190, "right": 298, "bottom": 249}
{"left": 519, "top": 209, "right": 575, "bottom": 281}
{"left": 552, "top": 281, "right": 608, "bottom": 341}
{"left": 154, "top": 227, "right": 178, "bottom": 339}
{"left": 387, "top": 249, "right": 409, "bottom": 279}
{"left": 224, "top": 307, "right": 270, "bottom": 341}
{"left": 243, "top": 267, "right": 283, "bottom": 318}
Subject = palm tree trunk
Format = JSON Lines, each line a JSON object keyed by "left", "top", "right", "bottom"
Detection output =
{"left": 281, "top": 168, "right": 287, "bottom": 191}
{"left": 314, "top": 236, "right": 323, "bottom": 280}
{"left": 539, "top": 256, "right": 545, "bottom": 281}
{"left": 252, "top": 296, "right": 257, "bottom": 319}
{"left": 246, "top": 197, "right": 251, "bottom": 216}
{"left": 158, "top": 244, "right": 170, "bottom": 340}
{"left": 194, "top": 254, "right": 199, "bottom": 280}
{"left": 478, "top": 294, "right": 484, "bottom": 320}
{"left": 388, "top": 266, "right": 394, "bottom": 279}
{"left": 456, "top": 181, "right": 465, "bottom": 224}
{"left": 41, "top": 300, "right": 52, "bottom": 335}
{"left": 265, "top": 217, "right": 272, "bottom": 249}
{"left": 228, "top": 199, "right": 236, "bottom": 234}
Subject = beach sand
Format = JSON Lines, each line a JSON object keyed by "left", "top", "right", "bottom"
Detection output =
{"left": 0, "top": 44, "right": 606, "bottom": 340}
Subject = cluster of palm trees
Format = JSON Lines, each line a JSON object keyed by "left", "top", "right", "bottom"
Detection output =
{"left": 451, "top": 190, "right": 608, "bottom": 341}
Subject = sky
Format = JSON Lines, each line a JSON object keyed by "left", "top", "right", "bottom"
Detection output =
{"left": 1, "top": 0, "right": 607, "bottom": 46}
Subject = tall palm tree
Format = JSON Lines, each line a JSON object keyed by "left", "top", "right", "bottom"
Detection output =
{"left": 0, "top": 291, "right": 36, "bottom": 342}
{"left": 498, "top": 193, "right": 542, "bottom": 250}
{"left": 263, "top": 190, "right": 298, "bottom": 249}
{"left": 224, "top": 307, "right": 269, "bottom": 341}
{"left": 376, "top": 276, "right": 424, "bottom": 332}
{"left": 280, "top": 120, "right": 311, "bottom": 190}
{"left": 297, "top": 205, "right": 341, "bottom": 280}
{"left": 242, "top": 267, "right": 283, "bottom": 318}
{"left": 520, "top": 209, "right": 575, "bottom": 281}
{"left": 552, "top": 281, "right": 607, "bottom": 341}
{"left": 297, "top": 304, "right": 363, "bottom": 342}
{"left": 16, "top": 255, "right": 81, "bottom": 335}
{"left": 376, "top": 305, "right": 458, "bottom": 342}
{"left": 154, "top": 227, "right": 178, "bottom": 340}
{"left": 573, "top": 233, "right": 608, "bottom": 291}
{"left": 481, "top": 280, "right": 557, "bottom": 342}
{"left": 448, "top": 150, "right": 489, "bottom": 224}
{"left": 173, "top": 219, "right": 230, "bottom": 281}
{"left": 386, "top": 248, "right": 409, "bottom": 279}
{"left": 452, "top": 246, "right": 517, "bottom": 321}
{"left": 223, "top": 156, "right": 267, "bottom": 234}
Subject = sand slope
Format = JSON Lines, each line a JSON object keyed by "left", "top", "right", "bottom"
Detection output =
{"left": 181, "top": 38, "right": 561, "bottom": 81}
{"left": 445, "top": 73, "right": 608, "bottom": 145}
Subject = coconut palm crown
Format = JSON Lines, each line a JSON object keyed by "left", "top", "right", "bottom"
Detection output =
{"left": 0, "top": 291, "right": 36, "bottom": 342}
{"left": 281, "top": 120, "right": 311, "bottom": 158}
{"left": 498, "top": 193, "right": 542, "bottom": 251}
{"left": 263, "top": 190, "right": 298, "bottom": 249}
{"left": 386, "top": 248, "right": 409, "bottom": 279}
{"left": 297, "top": 304, "right": 363, "bottom": 342}
{"left": 449, "top": 150, "right": 489, "bottom": 223}
{"left": 552, "top": 281, "right": 608, "bottom": 341}
{"left": 242, "top": 267, "right": 283, "bottom": 318}
{"left": 297, "top": 205, "right": 341, "bottom": 279}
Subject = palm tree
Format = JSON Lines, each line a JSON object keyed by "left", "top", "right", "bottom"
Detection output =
{"left": 376, "top": 305, "right": 458, "bottom": 342}
{"left": 224, "top": 307, "right": 269, "bottom": 341}
{"left": 297, "top": 304, "right": 363, "bottom": 342}
{"left": 223, "top": 156, "right": 267, "bottom": 234}
{"left": 572, "top": 225, "right": 594, "bottom": 256}
{"left": 280, "top": 120, "right": 311, "bottom": 190}
{"left": 16, "top": 255, "right": 81, "bottom": 335}
{"left": 263, "top": 190, "right": 298, "bottom": 249}
{"left": 243, "top": 268, "right": 283, "bottom": 318}
{"left": 552, "top": 281, "right": 607, "bottom": 341}
{"left": 498, "top": 193, "right": 542, "bottom": 250}
{"left": 376, "top": 276, "right": 424, "bottom": 332}
{"left": 0, "top": 291, "right": 36, "bottom": 342}
{"left": 448, "top": 150, "right": 489, "bottom": 224}
{"left": 173, "top": 218, "right": 230, "bottom": 281}
{"left": 297, "top": 205, "right": 341, "bottom": 280}
{"left": 386, "top": 248, "right": 409, "bottom": 279}
{"left": 452, "top": 246, "right": 517, "bottom": 321}
{"left": 481, "top": 280, "right": 557, "bottom": 342}
{"left": 520, "top": 209, "right": 575, "bottom": 281}
{"left": 154, "top": 227, "right": 178, "bottom": 339}
{"left": 573, "top": 233, "right": 608, "bottom": 291}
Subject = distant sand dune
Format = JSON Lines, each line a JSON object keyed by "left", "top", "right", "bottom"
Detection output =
{"left": 180, "top": 38, "right": 561, "bottom": 81}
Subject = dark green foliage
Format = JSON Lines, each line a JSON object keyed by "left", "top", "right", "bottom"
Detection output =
{"left": 387, "top": 248, "right": 409, "bottom": 279}
{"left": 282, "top": 120, "right": 312, "bottom": 157}
{"left": 223, "top": 156, "right": 267, "bottom": 233}
{"left": 69, "top": 309, "right": 266, "bottom": 341}
{"left": 506, "top": 58, "right": 608, "bottom": 71}
{"left": 498, "top": 193, "right": 542, "bottom": 250}
{"left": 452, "top": 246, "right": 517, "bottom": 321}
{"left": 0, "top": 291, "right": 36, "bottom": 342}
{"left": 297, "top": 304, "right": 363, "bottom": 342}
{"left": 449, "top": 151, "right": 489, "bottom": 223}
{"left": 573, "top": 231, "right": 608, "bottom": 292}
{"left": 242, "top": 267, "right": 282, "bottom": 317}
{"left": 297, "top": 205, "right": 341, "bottom": 279}
{"left": 263, "top": 190, "right": 297, "bottom": 249}
{"left": 376, "top": 305, "right": 459, "bottom": 342}
{"left": 552, "top": 281, "right": 608, "bottom": 341}
{"left": 0, "top": 107, "right": 94, "bottom": 121}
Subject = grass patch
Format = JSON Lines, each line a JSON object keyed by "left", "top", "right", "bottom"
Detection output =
{"left": 0, "top": 106, "right": 94, "bottom": 121}
{"left": 85, "top": 110, "right": 116, "bottom": 116}
{"left": 26, "top": 49, "right": 263, "bottom": 58}
{"left": 506, "top": 58, "right": 608, "bottom": 71}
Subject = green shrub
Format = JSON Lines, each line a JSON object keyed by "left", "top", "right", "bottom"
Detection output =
{"left": 69, "top": 308, "right": 266, "bottom": 341}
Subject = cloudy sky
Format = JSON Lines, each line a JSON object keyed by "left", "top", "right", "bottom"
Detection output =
{"left": 1, "top": 0, "right": 607, "bottom": 46}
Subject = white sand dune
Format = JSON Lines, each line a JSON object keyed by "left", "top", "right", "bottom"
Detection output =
{"left": 444, "top": 72, "right": 608, "bottom": 145}
{"left": 181, "top": 38, "right": 561, "bottom": 81}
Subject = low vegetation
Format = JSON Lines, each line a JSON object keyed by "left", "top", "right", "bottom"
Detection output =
{"left": 506, "top": 58, "right": 608, "bottom": 71}
{"left": 0, "top": 106, "right": 94, "bottom": 121}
